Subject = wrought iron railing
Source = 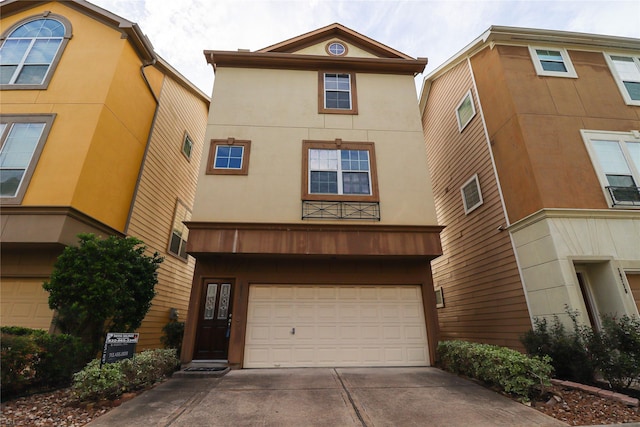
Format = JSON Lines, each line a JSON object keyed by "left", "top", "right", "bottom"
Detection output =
{"left": 606, "top": 186, "right": 640, "bottom": 207}
{"left": 302, "top": 200, "right": 380, "bottom": 220}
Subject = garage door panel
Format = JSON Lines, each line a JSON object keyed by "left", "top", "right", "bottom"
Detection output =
{"left": 244, "top": 285, "right": 429, "bottom": 368}
{"left": 0, "top": 278, "right": 53, "bottom": 330}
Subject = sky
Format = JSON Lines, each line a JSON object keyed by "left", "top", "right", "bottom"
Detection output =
{"left": 87, "top": 0, "right": 640, "bottom": 96}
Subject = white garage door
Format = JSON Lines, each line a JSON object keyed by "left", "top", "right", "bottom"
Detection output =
{"left": 244, "top": 285, "right": 429, "bottom": 368}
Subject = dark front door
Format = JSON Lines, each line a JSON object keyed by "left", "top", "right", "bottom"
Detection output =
{"left": 194, "top": 281, "right": 234, "bottom": 360}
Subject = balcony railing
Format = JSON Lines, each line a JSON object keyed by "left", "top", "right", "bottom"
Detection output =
{"left": 606, "top": 186, "right": 640, "bottom": 207}
{"left": 302, "top": 200, "right": 380, "bottom": 220}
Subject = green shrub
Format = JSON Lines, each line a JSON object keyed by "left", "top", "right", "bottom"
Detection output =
{"left": 587, "top": 315, "right": 640, "bottom": 390}
{"left": 521, "top": 315, "right": 594, "bottom": 383}
{"left": 521, "top": 310, "right": 640, "bottom": 391}
{"left": 1, "top": 327, "right": 90, "bottom": 400}
{"left": 161, "top": 321, "right": 185, "bottom": 357}
{"left": 72, "top": 349, "right": 179, "bottom": 402}
{"left": 438, "top": 340, "right": 552, "bottom": 402}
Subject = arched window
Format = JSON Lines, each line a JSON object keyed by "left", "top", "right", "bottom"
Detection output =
{"left": 0, "top": 15, "right": 72, "bottom": 89}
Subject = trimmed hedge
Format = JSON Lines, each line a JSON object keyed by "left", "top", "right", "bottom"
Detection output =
{"left": 438, "top": 340, "right": 552, "bottom": 401}
{"left": 72, "top": 348, "right": 179, "bottom": 402}
{"left": 1, "top": 326, "right": 90, "bottom": 400}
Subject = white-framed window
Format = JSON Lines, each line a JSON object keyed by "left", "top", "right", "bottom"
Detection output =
{"left": 455, "top": 90, "right": 476, "bottom": 132}
{"left": 605, "top": 54, "right": 640, "bottom": 106}
{"left": 318, "top": 71, "right": 358, "bottom": 114}
{"left": 168, "top": 199, "right": 192, "bottom": 260}
{"left": 182, "top": 133, "right": 193, "bottom": 160}
{"left": 0, "top": 114, "right": 55, "bottom": 204}
{"left": 206, "top": 138, "right": 251, "bottom": 175}
{"left": 0, "top": 15, "right": 72, "bottom": 89}
{"left": 461, "top": 174, "right": 483, "bottom": 214}
{"left": 302, "top": 140, "right": 379, "bottom": 202}
{"left": 528, "top": 46, "right": 578, "bottom": 78}
{"left": 309, "top": 149, "right": 371, "bottom": 195}
{"left": 581, "top": 130, "right": 640, "bottom": 207}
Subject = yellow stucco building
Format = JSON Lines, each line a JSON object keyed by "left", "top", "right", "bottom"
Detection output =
{"left": 0, "top": 0, "right": 209, "bottom": 350}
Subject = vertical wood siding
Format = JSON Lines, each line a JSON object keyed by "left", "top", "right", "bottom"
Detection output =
{"left": 422, "top": 60, "right": 531, "bottom": 350}
{"left": 126, "top": 76, "right": 208, "bottom": 350}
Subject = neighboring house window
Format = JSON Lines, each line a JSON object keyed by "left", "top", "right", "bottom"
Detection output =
{"left": 302, "top": 139, "right": 379, "bottom": 202}
{"left": 206, "top": 138, "right": 251, "bottom": 175}
{"left": 318, "top": 71, "right": 358, "bottom": 114}
{"left": 528, "top": 46, "right": 578, "bottom": 78}
{"left": 605, "top": 54, "right": 640, "bottom": 106}
{"left": 461, "top": 174, "right": 483, "bottom": 214}
{"left": 582, "top": 130, "right": 640, "bottom": 207}
{"left": 182, "top": 133, "right": 193, "bottom": 160}
{"left": 435, "top": 287, "right": 445, "bottom": 308}
{"left": 168, "top": 199, "right": 191, "bottom": 260}
{"left": 0, "top": 115, "right": 55, "bottom": 204}
{"left": 326, "top": 41, "right": 347, "bottom": 56}
{"left": 0, "top": 15, "right": 72, "bottom": 89}
{"left": 455, "top": 90, "right": 476, "bottom": 131}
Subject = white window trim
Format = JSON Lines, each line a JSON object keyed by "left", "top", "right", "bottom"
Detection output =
{"left": 528, "top": 46, "right": 578, "bottom": 78}
{"left": 460, "top": 173, "right": 483, "bottom": 214}
{"left": 580, "top": 129, "right": 640, "bottom": 208}
{"left": 455, "top": 90, "right": 476, "bottom": 132}
{"left": 181, "top": 132, "right": 193, "bottom": 160}
{"left": 604, "top": 53, "right": 640, "bottom": 106}
{"left": 308, "top": 148, "right": 372, "bottom": 196}
{"left": 434, "top": 287, "right": 445, "bottom": 308}
{"left": 324, "top": 73, "right": 352, "bottom": 110}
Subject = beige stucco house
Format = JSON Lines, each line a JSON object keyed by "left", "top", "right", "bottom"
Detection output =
{"left": 182, "top": 23, "right": 443, "bottom": 367}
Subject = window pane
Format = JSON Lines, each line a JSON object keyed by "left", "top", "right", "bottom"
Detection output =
{"left": 25, "top": 39, "right": 61, "bottom": 64}
{"left": 0, "top": 65, "right": 18, "bottom": 84}
{"left": 0, "top": 39, "right": 31, "bottom": 64}
{"left": 0, "top": 169, "right": 24, "bottom": 197}
{"left": 12, "top": 19, "right": 64, "bottom": 38}
{"left": 228, "top": 158, "right": 242, "bottom": 169}
{"left": 0, "top": 123, "right": 45, "bottom": 168}
{"left": 310, "top": 171, "right": 337, "bottom": 193}
{"left": 336, "top": 92, "right": 351, "bottom": 109}
{"left": 540, "top": 61, "right": 568, "bottom": 72}
{"left": 457, "top": 95, "right": 474, "bottom": 127}
{"left": 341, "top": 150, "right": 369, "bottom": 171}
{"left": 15, "top": 65, "right": 48, "bottom": 84}
{"left": 622, "top": 81, "right": 640, "bottom": 101}
{"left": 536, "top": 50, "right": 563, "bottom": 62}
{"left": 592, "top": 140, "right": 631, "bottom": 174}
{"left": 169, "top": 233, "right": 182, "bottom": 255}
{"left": 606, "top": 175, "right": 635, "bottom": 187}
{"left": 214, "top": 145, "right": 243, "bottom": 169}
{"left": 343, "top": 172, "right": 370, "bottom": 194}
{"left": 611, "top": 56, "right": 640, "bottom": 81}
{"left": 310, "top": 149, "right": 337, "bottom": 170}
{"left": 627, "top": 141, "right": 640, "bottom": 171}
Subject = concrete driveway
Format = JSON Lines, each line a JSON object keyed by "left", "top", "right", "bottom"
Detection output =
{"left": 88, "top": 367, "right": 566, "bottom": 426}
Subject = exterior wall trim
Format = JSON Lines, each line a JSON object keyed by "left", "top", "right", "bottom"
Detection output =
{"left": 508, "top": 208, "right": 640, "bottom": 233}
{"left": 185, "top": 222, "right": 443, "bottom": 258}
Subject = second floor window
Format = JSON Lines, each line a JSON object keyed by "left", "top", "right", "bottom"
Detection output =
{"left": 0, "top": 17, "right": 70, "bottom": 88}
{"left": 528, "top": 46, "right": 577, "bottom": 78}
{"left": 582, "top": 130, "right": 640, "bottom": 207}
{"left": 302, "top": 140, "right": 378, "bottom": 202}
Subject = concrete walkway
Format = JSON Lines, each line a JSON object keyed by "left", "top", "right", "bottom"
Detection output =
{"left": 88, "top": 367, "right": 566, "bottom": 426}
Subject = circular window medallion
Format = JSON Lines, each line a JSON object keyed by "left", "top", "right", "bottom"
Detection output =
{"left": 327, "top": 42, "right": 346, "bottom": 56}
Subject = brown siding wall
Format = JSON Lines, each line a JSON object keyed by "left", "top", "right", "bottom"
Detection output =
{"left": 628, "top": 273, "right": 640, "bottom": 312}
{"left": 126, "top": 76, "right": 208, "bottom": 350}
{"left": 473, "top": 45, "right": 640, "bottom": 222}
{"left": 422, "top": 59, "right": 531, "bottom": 350}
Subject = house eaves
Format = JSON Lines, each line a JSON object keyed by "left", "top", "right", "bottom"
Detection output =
{"left": 205, "top": 50, "right": 427, "bottom": 76}
{"left": 418, "top": 25, "right": 640, "bottom": 113}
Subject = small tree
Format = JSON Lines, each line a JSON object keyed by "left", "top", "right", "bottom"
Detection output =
{"left": 43, "top": 233, "right": 163, "bottom": 355}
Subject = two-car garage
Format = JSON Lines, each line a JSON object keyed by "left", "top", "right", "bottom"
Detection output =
{"left": 243, "top": 284, "right": 430, "bottom": 368}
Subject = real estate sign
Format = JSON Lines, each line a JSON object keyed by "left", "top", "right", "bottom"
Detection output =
{"left": 101, "top": 332, "right": 139, "bottom": 365}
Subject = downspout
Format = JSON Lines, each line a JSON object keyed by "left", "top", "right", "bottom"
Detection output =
{"left": 124, "top": 59, "right": 160, "bottom": 234}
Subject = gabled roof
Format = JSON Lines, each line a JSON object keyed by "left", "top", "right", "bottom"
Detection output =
{"left": 0, "top": 0, "right": 209, "bottom": 102}
{"left": 205, "top": 23, "right": 427, "bottom": 76}
{"left": 258, "top": 23, "right": 414, "bottom": 60}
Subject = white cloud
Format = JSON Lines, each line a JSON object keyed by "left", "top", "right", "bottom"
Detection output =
{"left": 87, "top": 0, "right": 639, "bottom": 95}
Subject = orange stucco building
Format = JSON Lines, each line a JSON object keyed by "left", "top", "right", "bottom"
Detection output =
{"left": 420, "top": 26, "right": 640, "bottom": 349}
